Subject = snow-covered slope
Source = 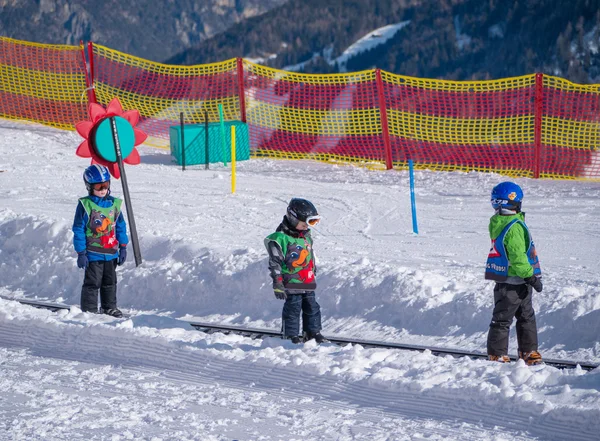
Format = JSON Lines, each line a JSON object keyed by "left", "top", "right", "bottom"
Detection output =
{"left": 283, "top": 21, "right": 410, "bottom": 72}
{"left": 1, "top": 120, "right": 599, "bottom": 439}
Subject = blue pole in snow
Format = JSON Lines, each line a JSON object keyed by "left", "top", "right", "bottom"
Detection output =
{"left": 408, "top": 159, "right": 419, "bottom": 235}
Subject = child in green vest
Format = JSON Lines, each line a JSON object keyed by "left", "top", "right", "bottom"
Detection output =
{"left": 72, "top": 165, "right": 128, "bottom": 317}
{"left": 485, "top": 182, "right": 543, "bottom": 365}
{"left": 264, "top": 198, "right": 325, "bottom": 344}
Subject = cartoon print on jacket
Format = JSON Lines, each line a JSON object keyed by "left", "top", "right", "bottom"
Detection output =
{"left": 283, "top": 243, "right": 315, "bottom": 284}
{"left": 89, "top": 208, "right": 118, "bottom": 249}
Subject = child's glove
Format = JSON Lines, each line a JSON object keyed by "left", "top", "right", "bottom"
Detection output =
{"left": 273, "top": 276, "right": 286, "bottom": 300}
{"left": 524, "top": 275, "right": 543, "bottom": 293}
{"left": 117, "top": 246, "right": 127, "bottom": 266}
{"left": 274, "top": 286, "right": 286, "bottom": 300}
{"left": 77, "top": 251, "right": 88, "bottom": 269}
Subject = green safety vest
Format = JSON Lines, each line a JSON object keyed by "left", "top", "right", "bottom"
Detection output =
{"left": 79, "top": 197, "right": 122, "bottom": 255}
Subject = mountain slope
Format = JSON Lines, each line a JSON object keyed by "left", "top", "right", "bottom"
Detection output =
{"left": 0, "top": 0, "right": 289, "bottom": 62}
{"left": 170, "top": 0, "right": 600, "bottom": 82}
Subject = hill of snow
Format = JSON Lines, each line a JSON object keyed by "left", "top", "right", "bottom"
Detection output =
{"left": 0, "top": 120, "right": 599, "bottom": 440}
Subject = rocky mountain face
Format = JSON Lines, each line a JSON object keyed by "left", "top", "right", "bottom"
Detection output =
{"left": 0, "top": 0, "right": 288, "bottom": 62}
{"left": 2, "top": 0, "right": 599, "bottom": 83}
{"left": 170, "top": 0, "right": 600, "bottom": 83}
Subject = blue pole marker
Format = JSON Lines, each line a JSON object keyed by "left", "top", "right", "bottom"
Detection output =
{"left": 408, "top": 159, "right": 419, "bottom": 235}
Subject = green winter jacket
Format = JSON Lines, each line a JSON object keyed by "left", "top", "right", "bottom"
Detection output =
{"left": 264, "top": 227, "right": 317, "bottom": 292}
{"left": 488, "top": 212, "right": 534, "bottom": 279}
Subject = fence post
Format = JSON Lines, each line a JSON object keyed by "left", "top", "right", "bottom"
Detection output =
{"left": 533, "top": 73, "right": 544, "bottom": 179}
{"left": 237, "top": 58, "right": 247, "bottom": 123}
{"left": 86, "top": 42, "right": 98, "bottom": 103}
{"left": 205, "top": 110, "right": 210, "bottom": 169}
{"left": 180, "top": 112, "right": 186, "bottom": 171}
{"left": 79, "top": 40, "right": 93, "bottom": 105}
{"left": 375, "top": 69, "right": 393, "bottom": 170}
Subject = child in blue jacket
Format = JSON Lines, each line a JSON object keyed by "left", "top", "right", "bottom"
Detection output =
{"left": 72, "top": 165, "right": 128, "bottom": 317}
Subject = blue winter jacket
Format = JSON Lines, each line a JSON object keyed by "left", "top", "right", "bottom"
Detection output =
{"left": 72, "top": 194, "right": 129, "bottom": 262}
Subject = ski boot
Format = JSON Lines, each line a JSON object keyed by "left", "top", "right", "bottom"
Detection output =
{"left": 488, "top": 355, "right": 511, "bottom": 363}
{"left": 305, "top": 332, "right": 328, "bottom": 344}
{"left": 102, "top": 307, "right": 123, "bottom": 318}
{"left": 519, "top": 350, "right": 543, "bottom": 366}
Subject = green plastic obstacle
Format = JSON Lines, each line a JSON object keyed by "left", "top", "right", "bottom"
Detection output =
{"left": 169, "top": 121, "right": 250, "bottom": 166}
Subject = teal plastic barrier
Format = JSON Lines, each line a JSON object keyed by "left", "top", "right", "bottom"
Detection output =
{"left": 169, "top": 121, "right": 250, "bottom": 166}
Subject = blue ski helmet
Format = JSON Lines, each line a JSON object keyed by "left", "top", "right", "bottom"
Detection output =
{"left": 83, "top": 164, "right": 111, "bottom": 193}
{"left": 491, "top": 182, "right": 523, "bottom": 212}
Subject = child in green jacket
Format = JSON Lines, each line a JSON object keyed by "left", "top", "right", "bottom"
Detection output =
{"left": 264, "top": 198, "right": 325, "bottom": 344}
{"left": 485, "top": 182, "right": 543, "bottom": 365}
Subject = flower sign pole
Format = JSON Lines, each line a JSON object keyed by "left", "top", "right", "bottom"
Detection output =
{"left": 75, "top": 97, "right": 146, "bottom": 267}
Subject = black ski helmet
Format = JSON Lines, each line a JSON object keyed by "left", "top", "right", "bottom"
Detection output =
{"left": 286, "top": 198, "right": 318, "bottom": 227}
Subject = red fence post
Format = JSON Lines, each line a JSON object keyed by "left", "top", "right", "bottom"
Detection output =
{"left": 533, "top": 72, "right": 544, "bottom": 179}
{"left": 237, "top": 58, "right": 246, "bottom": 123}
{"left": 87, "top": 42, "right": 98, "bottom": 104}
{"left": 375, "top": 69, "right": 393, "bottom": 170}
{"left": 79, "top": 40, "right": 92, "bottom": 105}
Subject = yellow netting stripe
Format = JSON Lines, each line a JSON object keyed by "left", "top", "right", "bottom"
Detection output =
{"left": 252, "top": 149, "right": 386, "bottom": 167}
{"left": 142, "top": 136, "right": 170, "bottom": 149}
{"left": 388, "top": 110, "right": 534, "bottom": 145}
{"left": 0, "top": 36, "right": 82, "bottom": 52}
{"left": 246, "top": 101, "right": 381, "bottom": 135}
{"left": 244, "top": 60, "right": 376, "bottom": 84}
{"left": 93, "top": 44, "right": 237, "bottom": 76}
{"left": 542, "top": 116, "right": 600, "bottom": 149}
{"left": 543, "top": 74, "right": 600, "bottom": 93}
{"left": 539, "top": 172, "right": 600, "bottom": 181}
{"left": 381, "top": 70, "right": 536, "bottom": 91}
{"left": 253, "top": 148, "right": 536, "bottom": 175}
{"left": 94, "top": 82, "right": 240, "bottom": 121}
{"left": 0, "top": 64, "right": 87, "bottom": 102}
{"left": 0, "top": 113, "right": 76, "bottom": 131}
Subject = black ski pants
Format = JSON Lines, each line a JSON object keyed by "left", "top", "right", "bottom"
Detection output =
{"left": 487, "top": 282, "right": 538, "bottom": 356}
{"left": 81, "top": 260, "right": 118, "bottom": 313}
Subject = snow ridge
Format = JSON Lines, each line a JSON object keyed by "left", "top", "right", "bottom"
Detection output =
{"left": 0, "top": 299, "right": 598, "bottom": 440}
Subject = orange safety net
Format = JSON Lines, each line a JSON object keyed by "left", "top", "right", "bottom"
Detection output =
{"left": 541, "top": 75, "right": 600, "bottom": 179}
{"left": 382, "top": 72, "right": 537, "bottom": 176}
{"left": 244, "top": 61, "right": 386, "bottom": 166}
{"left": 0, "top": 37, "right": 88, "bottom": 130}
{"left": 91, "top": 44, "right": 241, "bottom": 147}
{"left": 245, "top": 65, "right": 600, "bottom": 180}
{"left": 2, "top": 37, "right": 600, "bottom": 180}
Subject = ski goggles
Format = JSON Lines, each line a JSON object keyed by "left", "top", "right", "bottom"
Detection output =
{"left": 92, "top": 182, "right": 110, "bottom": 191}
{"left": 305, "top": 215, "right": 321, "bottom": 226}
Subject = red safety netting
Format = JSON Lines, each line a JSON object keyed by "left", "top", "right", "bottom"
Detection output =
{"left": 2, "top": 36, "right": 600, "bottom": 180}
{"left": 243, "top": 62, "right": 387, "bottom": 165}
{"left": 0, "top": 37, "right": 88, "bottom": 130}
{"left": 90, "top": 44, "right": 241, "bottom": 147}
{"left": 541, "top": 76, "right": 600, "bottom": 179}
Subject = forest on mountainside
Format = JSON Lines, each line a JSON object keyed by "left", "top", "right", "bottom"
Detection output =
{"left": 169, "top": 0, "right": 600, "bottom": 83}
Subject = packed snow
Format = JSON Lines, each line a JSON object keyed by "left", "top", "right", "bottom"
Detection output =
{"left": 282, "top": 22, "right": 410, "bottom": 72}
{"left": 335, "top": 21, "right": 411, "bottom": 71}
{"left": 0, "top": 119, "right": 599, "bottom": 440}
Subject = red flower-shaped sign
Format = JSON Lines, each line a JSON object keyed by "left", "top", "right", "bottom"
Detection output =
{"left": 75, "top": 97, "right": 147, "bottom": 179}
